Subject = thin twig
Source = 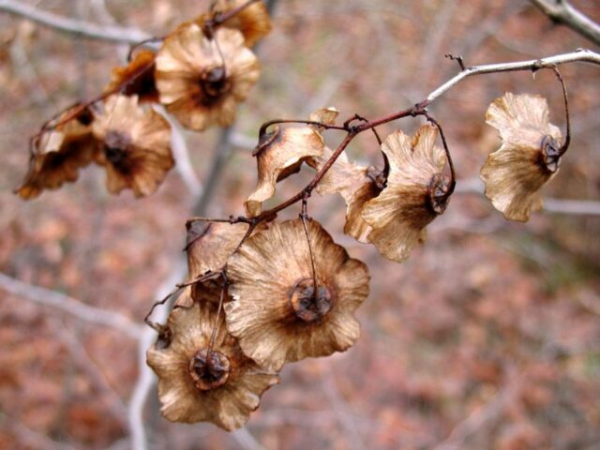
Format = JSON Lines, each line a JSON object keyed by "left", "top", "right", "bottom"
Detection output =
{"left": 529, "top": 0, "right": 600, "bottom": 46}
{"left": 156, "top": 106, "right": 203, "bottom": 197}
{"left": 55, "top": 321, "right": 130, "bottom": 424}
{"left": 0, "top": 0, "right": 150, "bottom": 43}
{"left": 426, "top": 49, "right": 600, "bottom": 103}
{"left": 455, "top": 177, "right": 600, "bottom": 216}
{"left": 128, "top": 259, "right": 187, "bottom": 450}
{"left": 0, "top": 272, "right": 142, "bottom": 338}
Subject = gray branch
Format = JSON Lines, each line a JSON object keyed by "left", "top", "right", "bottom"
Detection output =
{"left": 0, "top": 272, "right": 143, "bottom": 338}
{"left": 0, "top": 0, "right": 149, "bottom": 43}
{"left": 427, "top": 49, "right": 600, "bottom": 103}
{"left": 529, "top": 0, "right": 600, "bottom": 46}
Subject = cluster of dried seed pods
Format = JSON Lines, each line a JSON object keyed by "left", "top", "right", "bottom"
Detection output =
{"left": 15, "top": 0, "right": 575, "bottom": 433}
{"left": 17, "top": 0, "right": 271, "bottom": 199}
{"left": 144, "top": 82, "right": 571, "bottom": 429}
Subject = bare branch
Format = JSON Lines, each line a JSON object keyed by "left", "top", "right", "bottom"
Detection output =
{"left": 529, "top": 0, "right": 600, "bottom": 46}
{"left": 0, "top": 0, "right": 149, "bottom": 44}
{"left": 0, "top": 272, "right": 142, "bottom": 338}
{"left": 1, "top": 415, "right": 76, "bottom": 450}
{"left": 434, "top": 368, "right": 521, "bottom": 450}
{"left": 55, "top": 322, "right": 130, "bottom": 424}
{"left": 231, "top": 428, "right": 266, "bottom": 450}
{"left": 456, "top": 177, "right": 600, "bottom": 216}
{"left": 156, "top": 106, "right": 203, "bottom": 197}
{"left": 427, "top": 49, "right": 600, "bottom": 103}
{"left": 127, "top": 259, "right": 187, "bottom": 450}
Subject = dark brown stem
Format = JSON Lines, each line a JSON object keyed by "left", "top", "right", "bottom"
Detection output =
{"left": 258, "top": 119, "right": 347, "bottom": 138}
{"left": 299, "top": 195, "right": 318, "bottom": 298}
{"left": 424, "top": 114, "right": 456, "bottom": 196}
{"left": 551, "top": 66, "right": 571, "bottom": 156}
{"left": 207, "top": 275, "right": 228, "bottom": 364}
{"left": 126, "top": 37, "right": 163, "bottom": 61}
{"left": 211, "top": 0, "right": 260, "bottom": 26}
{"left": 445, "top": 53, "right": 466, "bottom": 71}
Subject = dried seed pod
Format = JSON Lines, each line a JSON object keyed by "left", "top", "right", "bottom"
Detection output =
{"left": 185, "top": 221, "right": 249, "bottom": 303}
{"left": 225, "top": 219, "right": 370, "bottom": 371}
{"left": 17, "top": 105, "right": 98, "bottom": 200}
{"left": 147, "top": 302, "right": 279, "bottom": 430}
{"left": 361, "top": 125, "right": 451, "bottom": 262}
{"left": 309, "top": 146, "right": 383, "bottom": 243}
{"left": 245, "top": 126, "right": 325, "bottom": 217}
{"left": 198, "top": 0, "right": 272, "bottom": 48}
{"left": 481, "top": 93, "right": 563, "bottom": 222}
{"left": 92, "top": 94, "right": 174, "bottom": 198}
{"left": 155, "top": 24, "right": 259, "bottom": 131}
{"left": 104, "top": 50, "right": 158, "bottom": 103}
{"left": 308, "top": 106, "right": 340, "bottom": 128}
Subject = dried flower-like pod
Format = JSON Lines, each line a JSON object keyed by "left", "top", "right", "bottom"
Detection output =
{"left": 155, "top": 24, "right": 259, "bottom": 131}
{"left": 104, "top": 50, "right": 158, "bottom": 103}
{"left": 309, "top": 107, "right": 339, "bottom": 129}
{"left": 147, "top": 302, "right": 279, "bottom": 430}
{"left": 17, "top": 105, "right": 98, "bottom": 199}
{"left": 92, "top": 94, "right": 174, "bottom": 198}
{"left": 309, "top": 146, "right": 383, "bottom": 243}
{"left": 225, "top": 219, "right": 370, "bottom": 371}
{"left": 481, "top": 93, "right": 563, "bottom": 222}
{"left": 361, "top": 125, "right": 451, "bottom": 262}
{"left": 185, "top": 220, "right": 249, "bottom": 303}
{"left": 245, "top": 126, "right": 325, "bottom": 217}
{"left": 198, "top": 0, "right": 272, "bottom": 48}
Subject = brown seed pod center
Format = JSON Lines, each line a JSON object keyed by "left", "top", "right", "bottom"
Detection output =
{"left": 427, "top": 173, "right": 452, "bottom": 215}
{"left": 200, "top": 66, "right": 230, "bottom": 100}
{"left": 104, "top": 130, "right": 132, "bottom": 170}
{"left": 540, "top": 134, "right": 561, "bottom": 173}
{"left": 189, "top": 348, "right": 231, "bottom": 391}
{"left": 289, "top": 278, "right": 332, "bottom": 323}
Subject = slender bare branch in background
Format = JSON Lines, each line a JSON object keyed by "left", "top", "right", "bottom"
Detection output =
{"left": 1, "top": 415, "right": 77, "bottom": 450}
{"left": 0, "top": 272, "right": 142, "bottom": 338}
{"left": 0, "top": 0, "right": 149, "bottom": 43}
{"left": 455, "top": 177, "right": 600, "bottom": 216}
{"left": 231, "top": 428, "right": 267, "bottom": 450}
{"left": 319, "top": 363, "right": 366, "bottom": 450}
{"left": 426, "top": 49, "right": 600, "bottom": 103}
{"left": 529, "top": 0, "right": 600, "bottom": 46}
{"left": 127, "top": 260, "right": 186, "bottom": 450}
{"left": 55, "top": 322, "right": 130, "bottom": 425}
{"left": 433, "top": 369, "right": 521, "bottom": 450}
{"left": 156, "top": 107, "right": 203, "bottom": 197}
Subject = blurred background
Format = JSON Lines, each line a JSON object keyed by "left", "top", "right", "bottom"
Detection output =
{"left": 1, "top": 0, "right": 599, "bottom": 449}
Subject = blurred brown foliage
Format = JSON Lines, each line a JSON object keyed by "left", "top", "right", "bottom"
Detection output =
{"left": 1, "top": 0, "right": 599, "bottom": 449}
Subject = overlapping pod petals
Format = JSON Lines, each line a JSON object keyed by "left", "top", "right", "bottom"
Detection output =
{"left": 201, "top": 0, "right": 272, "bottom": 48}
{"left": 147, "top": 302, "right": 279, "bottom": 431}
{"left": 310, "top": 147, "right": 383, "bottom": 243}
{"left": 104, "top": 50, "right": 159, "bottom": 103}
{"left": 17, "top": 106, "right": 98, "bottom": 200}
{"left": 309, "top": 106, "right": 339, "bottom": 128}
{"left": 481, "top": 93, "right": 563, "bottom": 222}
{"left": 361, "top": 125, "right": 450, "bottom": 262}
{"left": 225, "top": 219, "right": 370, "bottom": 371}
{"left": 92, "top": 94, "right": 174, "bottom": 198}
{"left": 155, "top": 24, "right": 259, "bottom": 131}
{"left": 244, "top": 126, "right": 325, "bottom": 217}
{"left": 185, "top": 221, "right": 249, "bottom": 303}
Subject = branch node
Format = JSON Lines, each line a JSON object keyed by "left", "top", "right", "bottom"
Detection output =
{"left": 445, "top": 53, "right": 466, "bottom": 71}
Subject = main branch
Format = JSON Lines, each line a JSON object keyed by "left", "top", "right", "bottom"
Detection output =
{"left": 529, "top": 0, "right": 600, "bottom": 46}
{"left": 0, "top": 0, "right": 149, "bottom": 43}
